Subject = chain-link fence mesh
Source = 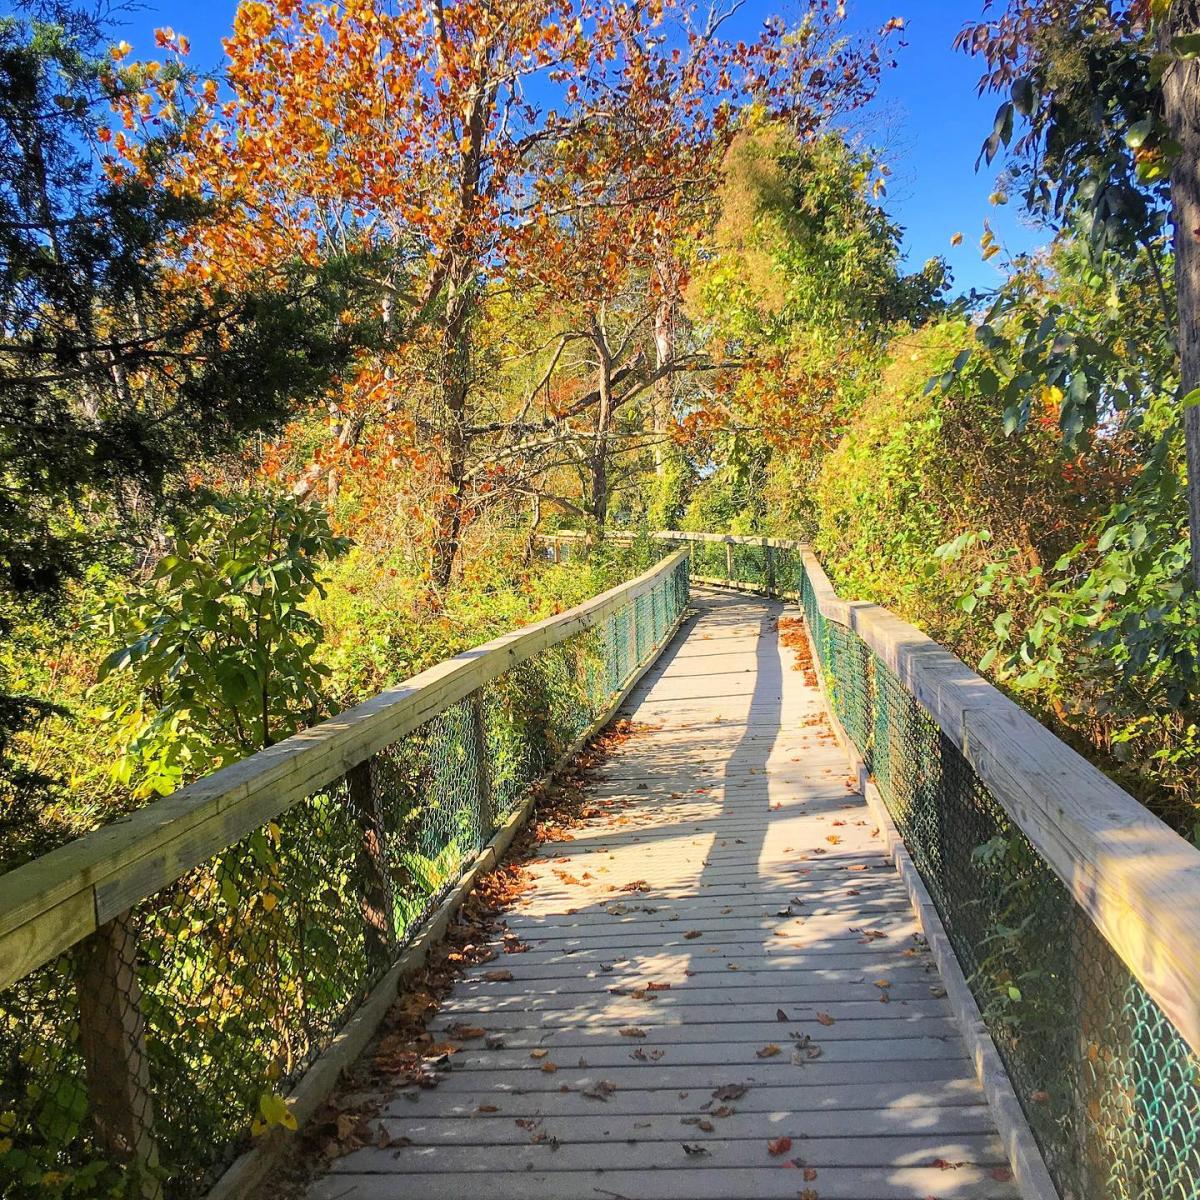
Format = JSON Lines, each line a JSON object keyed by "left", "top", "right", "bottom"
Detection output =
{"left": 664, "top": 537, "right": 803, "bottom": 597}
{"left": 0, "top": 556, "right": 689, "bottom": 1200}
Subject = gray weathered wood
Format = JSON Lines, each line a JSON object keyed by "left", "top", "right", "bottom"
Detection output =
{"left": 205, "top": 592, "right": 691, "bottom": 1200}
{"left": 346, "top": 758, "right": 395, "bottom": 968}
{"left": 75, "top": 913, "right": 160, "bottom": 1200}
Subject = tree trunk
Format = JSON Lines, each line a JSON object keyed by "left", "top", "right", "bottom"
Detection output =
{"left": 430, "top": 274, "right": 473, "bottom": 591}
{"left": 590, "top": 355, "right": 614, "bottom": 528}
{"left": 651, "top": 247, "right": 680, "bottom": 478}
{"left": 1162, "top": 3, "right": 1200, "bottom": 584}
{"left": 427, "top": 43, "right": 491, "bottom": 592}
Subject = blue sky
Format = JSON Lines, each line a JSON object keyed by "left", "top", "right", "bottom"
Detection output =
{"left": 101, "top": 0, "right": 1046, "bottom": 296}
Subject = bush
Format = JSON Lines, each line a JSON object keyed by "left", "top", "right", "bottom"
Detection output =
{"left": 94, "top": 495, "right": 349, "bottom": 797}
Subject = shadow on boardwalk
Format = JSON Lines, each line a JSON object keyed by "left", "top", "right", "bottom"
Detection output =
{"left": 303, "top": 589, "right": 1021, "bottom": 1200}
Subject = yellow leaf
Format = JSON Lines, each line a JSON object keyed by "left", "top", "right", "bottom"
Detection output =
{"left": 257, "top": 1091, "right": 298, "bottom": 1132}
{"left": 950, "top": 232, "right": 963, "bottom": 247}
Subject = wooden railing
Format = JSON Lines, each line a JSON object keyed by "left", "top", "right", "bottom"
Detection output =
{"left": 0, "top": 548, "right": 689, "bottom": 1198}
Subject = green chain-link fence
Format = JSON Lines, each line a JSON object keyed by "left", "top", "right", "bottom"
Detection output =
{"left": 0, "top": 553, "right": 689, "bottom": 1200}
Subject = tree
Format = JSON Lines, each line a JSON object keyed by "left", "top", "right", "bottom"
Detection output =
{"left": 683, "top": 121, "right": 947, "bottom": 532}
{"left": 139, "top": 0, "right": 897, "bottom": 584}
{"left": 97, "top": 495, "right": 348, "bottom": 797}
{"left": 958, "top": 0, "right": 1200, "bottom": 578}
{"left": 0, "top": 3, "right": 369, "bottom": 821}
{"left": 1157, "top": 2, "right": 1200, "bottom": 578}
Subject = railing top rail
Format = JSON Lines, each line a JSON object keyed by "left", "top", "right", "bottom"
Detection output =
{"left": 0, "top": 548, "right": 688, "bottom": 991}
{"left": 799, "top": 545, "right": 1200, "bottom": 1058}
{"left": 539, "top": 529, "right": 805, "bottom": 549}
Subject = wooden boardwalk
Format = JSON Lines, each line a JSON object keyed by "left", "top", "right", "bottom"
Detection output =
{"left": 308, "top": 589, "right": 1023, "bottom": 1200}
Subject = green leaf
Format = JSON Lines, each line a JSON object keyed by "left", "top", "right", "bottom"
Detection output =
{"left": 1125, "top": 117, "right": 1153, "bottom": 149}
{"left": 1172, "top": 33, "right": 1200, "bottom": 58}
{"left": 1182, "top": 387, "right": 1200, "bottom": 410}
{"left": 96, "top": 643, "right": 133, "bottom": 679}
{"left": 1010, "top": 76, "right": 1033, "bottom": 116}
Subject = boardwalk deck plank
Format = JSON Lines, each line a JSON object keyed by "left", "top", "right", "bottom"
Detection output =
{"left": 306, "top": 589, "right": 1023, "bottom": 1200}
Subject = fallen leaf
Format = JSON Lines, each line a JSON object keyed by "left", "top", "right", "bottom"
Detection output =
{"left": 776, "top": 1008, "right": 789, "bottom": 1022}
{"left": 682, "top": 1143, "right": 709, "bottom": 1156}
{"left": 816, "top": 1012, "right": 836, "bottom": 1026}
{"left": 804, "top": 1167, "right": 818, "bottom": 1181}
{"left": 767, "top": 1136, "right": 793, "bottom": 1156}
{"left": 476, "top": 1104, "right": 499, "bottom": 1113}
{"left": 756, "top": 1043, "right": 781, "bottom": 1058}
{"left": 484, "top": 969, "right": 514, "bottom": 982}
{"left": 991, "top": 1167, "right": 1014, "bottom": 1182}
{"left": 540, "top": 1061, "right": 558, "bottom": 1073}
{"left": 683, "top": 930, "right": 703, "bottom": 940}
{"left": 619, "top": 1027, "right": 648, "bottom": 1038}
{"left": 530, "top": 1049, "right": 549, "bottom": 1059}
{"left": 712, "top": 1084, "right": 748, "bottom": 1101}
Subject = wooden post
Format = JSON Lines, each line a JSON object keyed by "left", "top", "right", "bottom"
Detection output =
{"left": 75, "top": 914, "right": 161, "bottom": 1200}
{"left": 765, "top": 545, "right": 776, "bottom": 595}
{"left": 346, "top": 758, "right": 396, "bottom": 969}
{"left": 724, "top": 541, "right": 734, "bottom": 582}
{"left": 552, "top": 538, "right": 561, "bottom": 563}
{"left": 469, "top": 692, "right": 496, "bottom": 841}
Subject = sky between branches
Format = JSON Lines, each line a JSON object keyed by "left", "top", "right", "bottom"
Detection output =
{"left": 106, "top": 0, "right": 1046, "bottom": 297}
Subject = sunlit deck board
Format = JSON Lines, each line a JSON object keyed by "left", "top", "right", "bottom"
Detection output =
{"left": 307, "top": 588, "right": 1023, "bottom": 1200}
